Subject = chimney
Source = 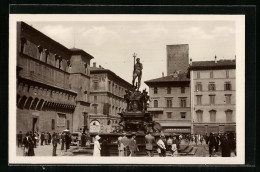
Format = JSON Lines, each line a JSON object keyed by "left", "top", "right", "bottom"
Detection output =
{"left": 99, "top": 65, "right": 102, "bottom": 68}
{"left": 190, "top": 58, "right": 192, "bottom": 65}
{"left": 162, "top": 72, "right": 164, "bottom": 77}
{"left": 93, "top": 62, "right": 96, "bottom": 68}
{"left": 214, "top": 55, "right": 217, "bottom": 63}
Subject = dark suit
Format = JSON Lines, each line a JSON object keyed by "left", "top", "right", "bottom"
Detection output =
{"left": 101, "top": 140, "right": 110, "bottom": 156}
{"left": 221, "top": 137, "right": 231, "bottom": 157}
{"left": 52, "top": 135, "right": 59, "bottom": 156}
{"left": 145, "top": 134, "right": 155, "bottom": 157}
{"left": 208, "top": 135, "right": 216, "bottom": 156}
{"left": 17, "top": 133, "right": 23, "bottom": 147}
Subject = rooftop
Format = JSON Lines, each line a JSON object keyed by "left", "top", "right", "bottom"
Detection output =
{"left": 189, "top": 59, "right": 236, "bottom": 70}
{"left": 90, "top": 65, "right": 132, "bottom": 88}
{"left": 145, "top": 72, "right": 190, "bottom": 84}
{"left": 70, "top": 48, "right": 94, "bottom": 60}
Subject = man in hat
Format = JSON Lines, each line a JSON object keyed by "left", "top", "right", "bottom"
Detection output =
{"left": 120, "top": 132, "right": 129, "bottom": 156}
{"left": 145, "top": 132, "right": 155, "bottom": 157}
{"left": 132, "top": 58, "right": 143, "bottom": 90}
{"left": 171, "top": 135, "right": 179, "bottom": 157}
{"left": 128, "top": 134, "right": 139, "bottom": 156}
{"left": 52, "top": 132, "right": 59, "bottom": 156}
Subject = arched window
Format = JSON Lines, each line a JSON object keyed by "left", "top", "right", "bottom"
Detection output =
{"left": 24, "top": 97, "right": 33, "bottom": 109}
{"left": 17, "top": 95, "right": 27, "bottom": 109}
{"left": 30, "top": 98, "right": 39, "bottom": 110}
{"left": 36, "top": 99, "right": 44, "bottom": 111}
{"left": 154, "top": 100, "right": 158, "bottom": 108}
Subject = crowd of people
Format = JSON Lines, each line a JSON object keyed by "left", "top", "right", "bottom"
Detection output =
{"left": 18, "top": 130, "right": 78, "bottom": 156}
{"left": 104, "top": 132, "right": 181, "bottom": 157}
{"left": 18, "top": 130, "right": 236, "bottom": 157}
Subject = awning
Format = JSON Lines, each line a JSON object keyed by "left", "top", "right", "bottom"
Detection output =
{"left": 160, "top": 123, "right": 191, "bottom": 127}
{"left": 163, "top": 128, "right": 191, "bottom": 134}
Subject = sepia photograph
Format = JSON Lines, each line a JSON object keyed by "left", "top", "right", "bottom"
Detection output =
{"left": 9, "top": 14, "right": 245, "bottom": 164}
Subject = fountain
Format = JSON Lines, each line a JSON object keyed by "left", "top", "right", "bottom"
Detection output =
{"left": 72, "top": 53, "right": 162, "bottom": 156}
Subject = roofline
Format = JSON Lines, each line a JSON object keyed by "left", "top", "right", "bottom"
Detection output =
{"left": 20, "top": 22, "right": 94, "bottom": 60}
{"left": 189, "top": 65, "right": 236, "bottom": 71}
{"left": 20, "top": 22, "right": 71, "bottom": 54}
{"left": 70, "top": 49, "right": 94, "bottom": 60}
{"left": 90, "top": 69, "right": 132, "bottom": 88}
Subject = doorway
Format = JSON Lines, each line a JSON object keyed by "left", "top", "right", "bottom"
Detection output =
{"left": 32, "top": 117, "right": 38, "bottom": 132}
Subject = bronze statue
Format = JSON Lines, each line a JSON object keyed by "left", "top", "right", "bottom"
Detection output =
{"left": 132, "top": 57, "right": 143, "bottom": 90}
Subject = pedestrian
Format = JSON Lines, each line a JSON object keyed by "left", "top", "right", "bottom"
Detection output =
{"left": 17, "top": 131, "right": 23, "bottom": 147}
{"left": 214, "top": 134, "right": 220, "bottom": 153}
{"left": 93, "top": 135, "right": 101, "bottom": 156}
{"left": 117, "top": 134, "right": 123, "bottom": 156}
{"left": 40, "top": 132, "right": 44, "bottom": 145}
{"left": 44, "top": 131, "right": 49, "bottom": 145}
{"left": 208, "top": 132, "right": 216, "bottom": 157}
{"left": 195, "top": 135, "right": 198, "bottom": 145}
{"left": 33, "top": 131, "right": 38, "bottom": 148}
{"left": 27, "top": 135, "right": 35, "bottom": 156}
{"left": 171, "top": 136, "right": 178, "bottom": 157}
{"left": 22, "top": 132, "right": 30, "bottom": 156}
{"left": 167, "top": 135, "right": 173, "bottom": 151}
{"left": 128, "top": 134, "right": 139, "bottom": 157}
{"left": 205, "top": 134, "right": 209, "bottom": 144}
{"left": 200, "top": 135, "right": 204, "bottom": 145}
{"left": 65, "top": 132, "right": 71, "bottom": 152}
{"left": 52, "top": 132, "right": 59, "bottom": 156}
{"left": 157, "top": 135, "right": 166, "bottom": 157}
{"left": 61, "top": 132, "right": 65, "bottom": 151}
{"left": 120, "top": 132, "right": 129, "bottom": 156}
{"left": 145, "top": 132, "right": 155, "bottom": 157}
{"left": 81, "top": 132, "right": 86, "bottom": 147}
{"left": 101, "top": 137, "right": 110, "bottom": 156}
{"left": 48, "top": 132, "right": 52, "bottom": 145}
{"left": 220, "top": 133, "right": 231, "bottom": 157}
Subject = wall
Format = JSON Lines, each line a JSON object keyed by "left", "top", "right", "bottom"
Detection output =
{"left": 190, "top": 69, "right": 236, "bottom": 134}
{"left": 148, "top": 82, "right": 191, "bottom": 133}
{"left": 17, "top": 109, "right": 73, "bottom": 134}
{"left": 167, "top": 44, "right": 189, "bottom": 75}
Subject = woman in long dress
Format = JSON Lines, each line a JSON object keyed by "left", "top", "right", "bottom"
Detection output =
{"left": 93, "top": 135, "right": 101, "bottom": 156}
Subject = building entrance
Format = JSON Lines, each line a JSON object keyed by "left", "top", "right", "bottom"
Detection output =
{"left": 32, "top": 117, "right": 38, "bottom": 132}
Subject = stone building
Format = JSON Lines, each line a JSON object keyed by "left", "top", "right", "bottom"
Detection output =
{"left": 189, "top": 57, "right": 236, "bottom": 134}
{"left": 16, "top": 22, "right": 93, "bottom": 134}
{"left": 145, "top": 72, "right": 191, "bottom": 134}
{"left": 167, "top": 44, "right": 189, "bottom": 76}
{"left": 88, "top": 63, "right": 132, "bottom": 134}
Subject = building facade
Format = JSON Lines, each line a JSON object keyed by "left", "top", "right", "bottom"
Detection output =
{"left": 89, "top": 63, "right": 132, "bottom": 134}
{"left": 189, "top": 58, "right": 236, "bottom": 134}
{"left": 167, "top": 44, "right": 189, "bottom": 76}
{"left": 145, "top": 72, "right": 191, "bottom": 134}
{"left": 16, "top": 22, "right": 93, "bottom": 134}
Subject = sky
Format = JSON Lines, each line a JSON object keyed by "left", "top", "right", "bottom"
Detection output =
{"left": 26, "top": 21, "right": 236, "bottom": 91}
